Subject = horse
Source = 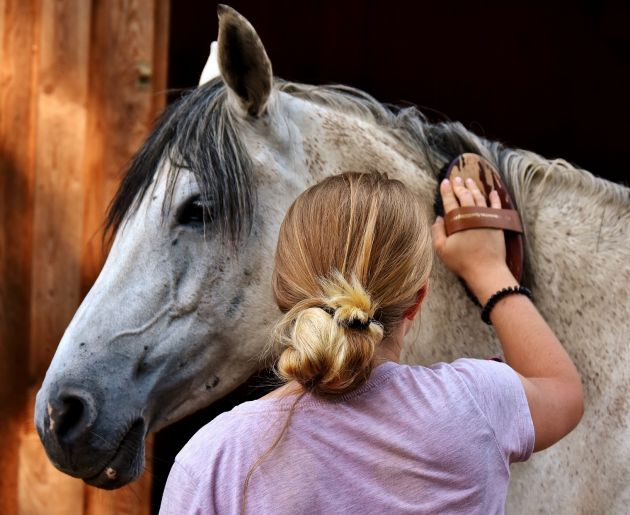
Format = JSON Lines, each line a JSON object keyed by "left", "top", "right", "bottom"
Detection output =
{"left": 35, "top": 5, "right": 630, "bottom": 513}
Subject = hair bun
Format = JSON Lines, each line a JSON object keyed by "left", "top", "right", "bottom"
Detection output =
{"left": 273, "top": 270, "right": 384, "bottom": 395}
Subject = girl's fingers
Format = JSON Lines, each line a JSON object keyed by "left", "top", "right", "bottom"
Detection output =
{"left": 440, "top": 179, "right": 459, "bottom": 213}
{"left": 490, "top": 190, "right": 502, "bottom": 209}
{"left": 451, "top": 176, "right": 475, "bottom": 207}
{"left": 441, "top": 177, "right": 502, "bottom": 213}
{"left": 465, "top": 178, "right": 487, "bottom": 207}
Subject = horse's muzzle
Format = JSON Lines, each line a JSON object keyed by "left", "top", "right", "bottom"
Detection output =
{"left": 35, "top": 383, "right": 147, "bottom": 487}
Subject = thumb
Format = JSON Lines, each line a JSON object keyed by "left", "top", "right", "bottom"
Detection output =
{"left": 431, "top": 216, "right": 447, "bottom": 253}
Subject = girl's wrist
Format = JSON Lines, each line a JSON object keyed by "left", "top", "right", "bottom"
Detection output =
{"left": 464, "top": 266, "right": 519, "bottom": 305}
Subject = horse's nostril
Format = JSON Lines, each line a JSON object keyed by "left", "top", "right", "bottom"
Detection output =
{"left": 49, "top": 389, "right": 96, "bottom": 443}
{"left": 57, "top": 396, "right": 85, "bottom": 439}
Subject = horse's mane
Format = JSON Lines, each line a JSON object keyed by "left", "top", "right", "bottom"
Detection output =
{"left": 277, "top": 80, "right": 630, "bottom": 225}
{"left": 106, "top": 77, "right": 629, "bottom": 242}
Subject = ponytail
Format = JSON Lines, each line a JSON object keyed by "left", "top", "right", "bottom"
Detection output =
{"left": 274, "top": 271, "right": 384, "bottom": 395}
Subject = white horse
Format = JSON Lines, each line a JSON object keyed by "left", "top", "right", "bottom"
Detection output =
{"left": 35, "top": 5, "right": 629, "bottom": 512}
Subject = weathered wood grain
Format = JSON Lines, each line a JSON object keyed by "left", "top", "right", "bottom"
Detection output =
{"left": 0, "top": 0, "right": 169, "bottom": 513}
{"left": 28, "top": 0, "right": 92, "bottom": 379}
{"left": 0, "top": 0, "right": 39, "bottom": 513}
{"left": 81, "top": 0, "right": 165, "bottom": 295}
{"left": 17, "top": 1, "right": 93, "bottom": 513}
{"left": 152, "top": 0, "right": 170, "bottom": 116}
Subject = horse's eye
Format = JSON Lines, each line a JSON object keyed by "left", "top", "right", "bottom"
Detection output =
{"left": 178, "top": 197, "right": 205, "bottom": 227}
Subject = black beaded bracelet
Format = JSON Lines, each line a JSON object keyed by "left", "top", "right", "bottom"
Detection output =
{"left": 481, "top": 286, "right": 533, "bottom": 325}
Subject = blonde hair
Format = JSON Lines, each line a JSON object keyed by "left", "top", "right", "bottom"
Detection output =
{"left": 271, "top": 172, "right": 433, "bottom": 395}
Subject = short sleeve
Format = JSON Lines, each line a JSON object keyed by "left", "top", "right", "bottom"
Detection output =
{"left": 451, "top": 358, "right": 535, "bottom": 464}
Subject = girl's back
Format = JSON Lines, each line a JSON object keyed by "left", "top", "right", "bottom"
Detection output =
{"left": 161, "top": 359, "right": 533, "bottom": 514}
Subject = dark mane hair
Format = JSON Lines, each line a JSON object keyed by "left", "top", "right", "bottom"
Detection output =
{"left": 105, "top": 78, "right": 254, "bottom": 244}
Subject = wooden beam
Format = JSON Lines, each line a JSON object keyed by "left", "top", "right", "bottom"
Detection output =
{"left": 0, "top": 0, "right": 39, "bottom": 512}
{"left": 18, "top": 0, "right": 93, "bottom": 513}
{"left": 2, "top": 0, "right": 170, "bottom": 512}
{"left": 28, "top": 0, "right": 92, "bottom": 380}
{"left": 152, "top": 0, "right": 170, "bottom": 116}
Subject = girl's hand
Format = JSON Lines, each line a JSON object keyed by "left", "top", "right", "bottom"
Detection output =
{"left": 431, "top": 177, "right": 514, "bottom": 289}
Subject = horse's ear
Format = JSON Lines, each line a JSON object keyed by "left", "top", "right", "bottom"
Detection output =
{"left": 217, "top": 4, "right": 272, "bottom": 117}
{"left": 199, "top": 41, "right": 220, "bottom": 85}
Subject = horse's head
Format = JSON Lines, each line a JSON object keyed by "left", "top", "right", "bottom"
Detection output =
{"left": 35, "top": 5, "right": 440, "bottom": 488}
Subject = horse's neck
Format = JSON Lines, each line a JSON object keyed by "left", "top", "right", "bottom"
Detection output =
{"left": 296, "top": 101, "right": 630, "bottom": 371}
{"left": 307, "top": 101, "right": 630, "bottom": 271}
{"left": 307, "top": 110, "right": 436, "bottom": 210}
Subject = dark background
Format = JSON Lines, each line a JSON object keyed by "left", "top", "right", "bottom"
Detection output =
{"left": 153, "top": 0, "right": 630, "bottom": 509}
{"left": 166, "top": 0, "right": 630, "bottom": 184}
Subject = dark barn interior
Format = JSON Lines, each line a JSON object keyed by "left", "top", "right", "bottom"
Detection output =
{"left": 168, "top": 1, "right": 629, "bottom": 184}
{"left": 153, "top": 0, "right": 629, "bottom": 510}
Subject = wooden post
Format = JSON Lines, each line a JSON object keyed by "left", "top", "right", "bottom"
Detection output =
{"left": 0, "top": 0, "right": 170, "bottom": 513}
{"left": 0, "top": 1, "right": 39, "bottom": 513}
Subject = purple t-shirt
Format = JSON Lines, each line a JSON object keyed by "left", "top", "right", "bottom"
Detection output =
{"left": 160, "top": 359, "right": 534, "bottom": 514}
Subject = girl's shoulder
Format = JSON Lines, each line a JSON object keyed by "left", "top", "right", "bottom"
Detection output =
{"left": 389, "top": 357, "right": 515, "bottom": 395}
{"left": 173, "top": 406, "right": 275, "bottom": 477}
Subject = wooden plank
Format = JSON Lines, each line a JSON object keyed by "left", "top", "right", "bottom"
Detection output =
{"left": 0, "top": 0, "right": 5, "bottom": 67}
{"left": 0, "top": 0, "right": 170, "bottom": 512}
{"left": 28, "top": 0, "right": 92, "bottom": 379}
{"left": 0, "top": 0, "right": 39, "bottom": 512}
{"left": 151, "top": 0, "right": 170, "bottom": 116}
{"left": 17, "top": 428, "right": 84, "bottom": 515}
{"left": 18, "top": 0, "right": 93, "bottom": 513}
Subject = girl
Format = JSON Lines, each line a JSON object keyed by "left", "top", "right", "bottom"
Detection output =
{"left": 160, "top": 168, "right": 583, "bottom": 514}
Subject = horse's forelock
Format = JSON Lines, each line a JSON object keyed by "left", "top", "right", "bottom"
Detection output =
{"left": 105, "top": 78, "right": 255, "bottom": 247}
